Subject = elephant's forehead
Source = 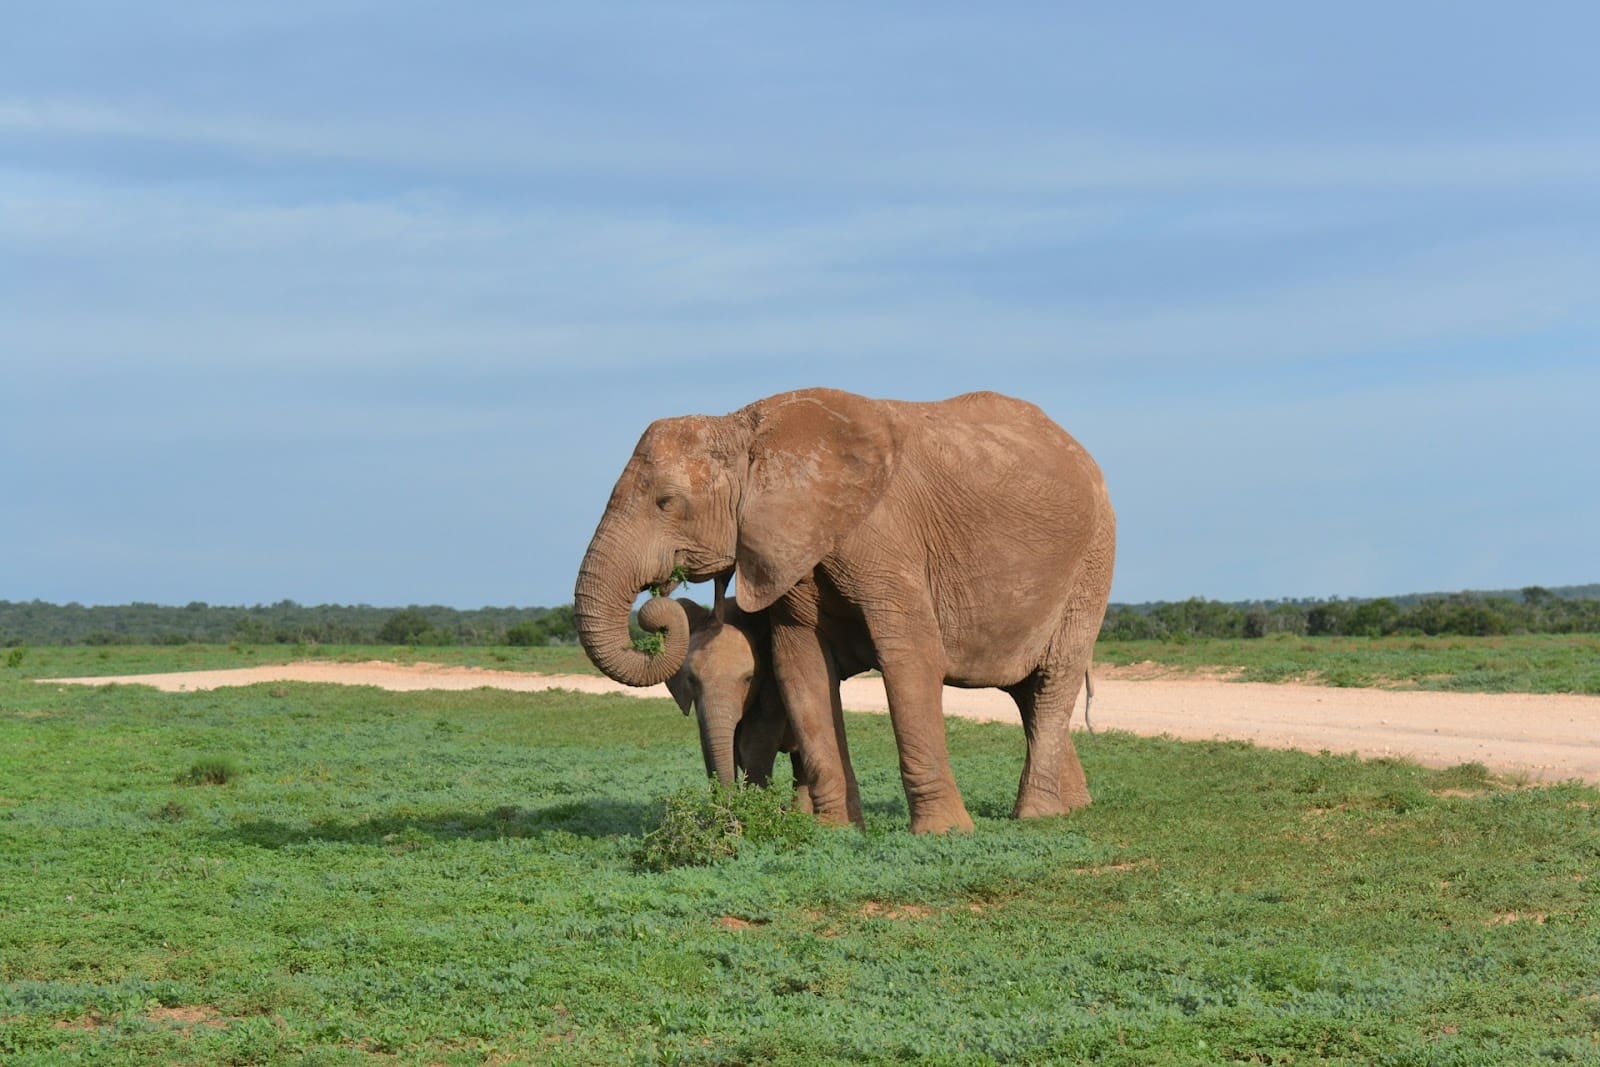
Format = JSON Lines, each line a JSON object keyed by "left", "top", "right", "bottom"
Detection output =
{"left": 690, "top": 624, "right": 758, "bottom": 669}
{"left": 641, "top": 415, "right": 722, "bottom": 449}
{"left": 633, "top": 417, "right": 735, "bottom": 476}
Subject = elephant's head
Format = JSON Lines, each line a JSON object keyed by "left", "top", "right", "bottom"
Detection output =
{"left": 663, "top": 597, "right": 789, "bottom": 787}
{"left": 574, "top": 389, "right": 895, "bottom": 685}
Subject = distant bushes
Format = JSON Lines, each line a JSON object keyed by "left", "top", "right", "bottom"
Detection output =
{"left": 506, "top": 606, "right": 576, "bottom": 647}
{"left": 0, "top": 599, "right": 581, "bottom": 647}
{"left": 375, "top": 608, "right": 451, "bottom": 646}
{"left": 1099, "top": 587, "right": 1600, "bottom": 641}
{"left": 2, "top": 586, "right": 1596, "bottom": 647}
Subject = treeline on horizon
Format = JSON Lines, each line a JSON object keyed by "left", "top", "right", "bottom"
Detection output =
{"left": 3, "top": 584, "right": 1599, "bottom": 647}
{"left": 1099, "top": 584, "right": 1600, "bottom": 640}
{"left": 0, "top": 601, "right": 575, "bottom": 649}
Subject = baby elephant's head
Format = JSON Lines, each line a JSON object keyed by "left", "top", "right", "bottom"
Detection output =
{"left": 664, "top": 598, "right": 790, "bottom": 787}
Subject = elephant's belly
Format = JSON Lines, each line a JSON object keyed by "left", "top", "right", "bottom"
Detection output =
{"left": 938, "top": 608, "right": 1059, "bottom": 688}
{"left": 940, "top": 644, "right": 1043, "bottom": 689}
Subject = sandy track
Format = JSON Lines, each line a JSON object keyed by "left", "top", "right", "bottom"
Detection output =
{"left": 41, "top": 661, "right": 1600, "bottom": 784}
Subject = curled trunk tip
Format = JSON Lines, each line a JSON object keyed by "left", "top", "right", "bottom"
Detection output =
{"left": 575, "top": 583, "right": 691, "bottom": 688}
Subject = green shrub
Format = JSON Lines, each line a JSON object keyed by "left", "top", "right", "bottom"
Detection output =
{"left": 634, "top": 780, "right": 818, "bottom": 871}
{"left": 1431, "top": 761, "right": 1495, "bottom": 791}
{"left": 505, "top": 620, "right": 548, "bottom": 646}
{"left": 175, "top": 756, "right": 241, "bottom": 786}
{"left": 376, "top": 608, "right": 451, "bottom": 646}
{"left": 4, "top": 646, "right": 25, "bottom": 669}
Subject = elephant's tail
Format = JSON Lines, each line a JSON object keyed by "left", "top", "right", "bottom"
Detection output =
{"left": 1083, "top": 670, "right": 1094, "bottom": 734}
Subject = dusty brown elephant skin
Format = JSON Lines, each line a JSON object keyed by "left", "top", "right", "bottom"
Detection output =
{"left": 574, "top": 388, "right": 1116, "bottom": 834}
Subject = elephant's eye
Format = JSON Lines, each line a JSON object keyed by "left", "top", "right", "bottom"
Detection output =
{"left": 657, "top": 494, "right": 686, "bottom": 516}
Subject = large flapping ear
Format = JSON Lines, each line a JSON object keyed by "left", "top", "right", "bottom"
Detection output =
{"left": 735, "top": 390, "right": 894, "bottom": 613}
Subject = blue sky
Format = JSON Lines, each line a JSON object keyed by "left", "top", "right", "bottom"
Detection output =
{"left": 4, "top": 3, "right": 1597, "bottom": 608}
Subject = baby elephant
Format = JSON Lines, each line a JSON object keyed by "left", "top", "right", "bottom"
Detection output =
{"left": 663, "top": 597, "right": 795, "bottom": 791}
{"left": 664, "top": 597, "right": 861, "bottom": 819}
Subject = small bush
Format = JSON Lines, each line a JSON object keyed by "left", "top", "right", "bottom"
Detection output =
{"left": 176, "top": 756, "right": 241, "bottom": 786}
{"left": 505, "top": 620, "right": 547, "bottom": 647}
{"left": 1431, "top": 761, "right": 1496, "bottom": 791}
{"left": 376, "top": 608, "right": 451, "bottom": 646}
{"left": 4, "top": 646, "right": 25, "bottom": 669}
{"left": 634, "top": 780, "right": 818, "bottom": 871}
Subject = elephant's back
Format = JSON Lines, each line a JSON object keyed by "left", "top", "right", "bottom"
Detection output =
{"left": 893, "top": 391, "right": 1104, "bottom": 490}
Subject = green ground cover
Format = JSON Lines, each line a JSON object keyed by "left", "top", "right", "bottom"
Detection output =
{"left": 2, "top": 667, "right": 1596, "bottom": 1064}
{"left": 7, "top": 643, "right": 597, "bottom": 680}
{"left": 11, "top": 633, "right": 1600, "bottom": 695}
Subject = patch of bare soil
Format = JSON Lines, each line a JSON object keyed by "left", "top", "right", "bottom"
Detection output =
{"left": 41, "top": 661, "right": 1600, "bottom": 784}
{"left": 146, "top": 1005, "right": 228, "bottom": 1029}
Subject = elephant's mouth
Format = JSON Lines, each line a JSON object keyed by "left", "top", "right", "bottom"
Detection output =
{"left": 670, "top": 556, "right": 736, "bottom": 588}
{"left": 636, "top": 559, "right": 732, "bottom": 600}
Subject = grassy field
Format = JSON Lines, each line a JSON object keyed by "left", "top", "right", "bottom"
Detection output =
{"left": 3, "top": 653, "right": 1597, "bottom": 1064}
{"left": 1095, "top": 633, "right": 1600, "bottom": 694}
{"left": 11, "top": 632, "right": 1600, "bottom": 696}
{"left": 6, "top": 643, "right": 597, "bottom": 680}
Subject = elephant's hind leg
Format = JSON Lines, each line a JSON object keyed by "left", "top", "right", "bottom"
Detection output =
{"left": 1007, "top": 665, "right": 1092, "bottom": 819}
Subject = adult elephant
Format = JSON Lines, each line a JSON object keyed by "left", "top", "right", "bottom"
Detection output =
{"left": 574, "top": 388, "right": 1115, "bottom": 833}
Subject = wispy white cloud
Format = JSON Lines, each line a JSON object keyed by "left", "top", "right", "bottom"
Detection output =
{"left": 8, "top": 219, "right": 1594, "bottom": 387}
{"left": 8, "top": 95, "right": 1600, "bottom": 194}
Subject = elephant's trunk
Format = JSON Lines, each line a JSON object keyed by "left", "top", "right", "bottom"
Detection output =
{"left": 574, "top": 535, "right": 689, "bottom": 687}
{"left": 733, "top": 717, "right": 777, "bottom": 787}
{"left": 696, "top": 705, "right": 739, "bottom": 788}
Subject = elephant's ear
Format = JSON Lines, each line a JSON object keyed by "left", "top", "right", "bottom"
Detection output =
{"left": 676, "top": 597, "right": 711, "bottom": 630}
{"left": 735, "top": 390, "right": 894, "bottom": 613}
{"left": 664, "top": 671, "right": 694, "bottom": 716}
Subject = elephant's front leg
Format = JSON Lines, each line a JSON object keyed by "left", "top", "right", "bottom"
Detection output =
{"left": 770, "top": 619, "right": 862, "bottom": 829}
{"left": 872, "top": 616, "right": 974, "bottom": 834}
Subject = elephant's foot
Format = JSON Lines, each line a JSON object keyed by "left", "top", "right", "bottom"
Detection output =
{"left": 813, "top": 807, "right": 854, "bottom": 829}
{"left": 1013, "top": 775, "right": 1091, "bottom": 819}
{"left": 806, "top": 779, "right": 865, "bottom": 829}
{"left": 909, "top": 803, "right": 975, "bottom": 835}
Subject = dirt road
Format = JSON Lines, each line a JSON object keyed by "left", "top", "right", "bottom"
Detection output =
{"left": 42, "top": 661, "right": 1600, "bottom": 784}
